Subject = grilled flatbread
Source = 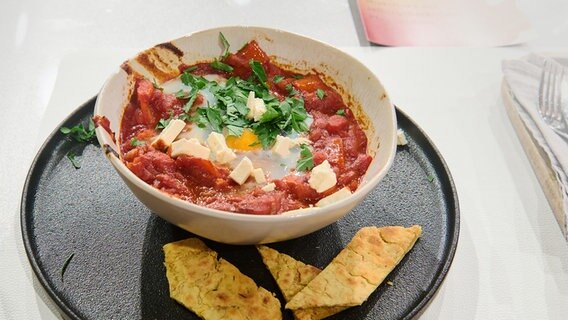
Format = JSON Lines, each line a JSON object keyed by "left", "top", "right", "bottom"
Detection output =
{"left": 163, "top": 238, "right": 281, "bottom": 320}
{"left": 286, "top": 225, "right": 422, "bottom": 310}
{"left": 257, "top": 245, "right": 346, "bottom": 320}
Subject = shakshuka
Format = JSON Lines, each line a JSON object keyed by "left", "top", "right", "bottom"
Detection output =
{"left": 117, "top": 34, "right": 372, "bottom": 215}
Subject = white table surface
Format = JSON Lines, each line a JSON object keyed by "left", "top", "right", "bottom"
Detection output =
{"left": 2, "top": 1, "right": 568, "bottom": 319}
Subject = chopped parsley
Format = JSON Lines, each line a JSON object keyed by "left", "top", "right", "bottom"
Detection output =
{"left": 66, "top": 152, "right": 81, "bottom": 169}
{"left": 250, "top": 60, "right": 268, "bottom": 88}
{"left": 166, "top": 34, "right": 310, "bottom": 149}
{"left": 60, "top": 119, "right": 98, "bottom": 169}
{"left": 156, "top": 110, "right": 193, "bottom": 130}
{"left": 210, "top": 59, "right": 234, "bottom": 72}
{"left": 181, "top": 70, "right": 207, "bottom": 89}
{"left": 61, "top": 253, "right": 75, "bottom": 282}
{"left": 152, "top": 78, "right": 163, "bottom": 91}
{"left": 180, "top": 71, "right": 310, "bottom": 148}
{"left": 285, "top": 84, "right": 298, "bottom": 96}
{"left": 175, "top": 89, "right": 189, "bottom": 99}
{"left": 253, "top": 97, "right": 308, "bottom": 147}
{"left": 130, "top": 137, "right": 145, "bottom": 147}
{"left": 336, "top": 109, "right": 346, "bottom": 116}
{"left": 155, "top": 113, "right": 174, "bottom": 130}
{"left": 219, "top": 32, "right": 230, "bottom": 59}
{"left": 273, "top": 75, "right": 284, "bottom": 84}
{"left": 427, "top": 174, "right": 435, "bottom": 183}
{"left": 60, "top": 119, "right": 96, "bottom": 143}
{"left": 182, "top": 65, "right": 197, "bottom": 73}
{"left": 296, "top": 144, "right": 314, "bottom": 172}
{"left": 206, "top": 104, "right": 223, "bottom": 132}
{"left": 316, "top": 88, "right": 326, "bottom": 100}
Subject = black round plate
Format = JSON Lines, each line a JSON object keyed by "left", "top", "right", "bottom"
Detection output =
{"left": 22, "top": 97, "right": 459, "bottom": 320}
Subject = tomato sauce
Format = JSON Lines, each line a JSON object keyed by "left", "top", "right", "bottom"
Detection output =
{"left": 120, "top": 41, "right": 372, "bottom": 215}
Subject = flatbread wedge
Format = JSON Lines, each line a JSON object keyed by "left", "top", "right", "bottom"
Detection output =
{"left": 257, "top": 245, "right": 346, "bottom": 320}
{"left": 163, "top": 238, "right": 281, "bottom": 320}
{"left": 286, "top": 225, "right": 422, "bottom": 310}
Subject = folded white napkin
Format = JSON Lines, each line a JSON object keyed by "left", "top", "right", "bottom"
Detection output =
{"left": 502, "top": 54, "right": 568, "bottom": 240}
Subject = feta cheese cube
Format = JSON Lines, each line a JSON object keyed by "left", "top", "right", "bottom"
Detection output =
{"left": 207, "top": 132, "right": 228, "bottom": 153}
{"left": 246, "top": 91, "right": 256, "bottom": 119}
{"left": 170, "top": 138, "right": 211, "bottom": 159}
{"left": 252, "top": 98, "right": 266, "bottom": 121}
{"left": 246, "top": 91, "right": 267, "bottom": 121}
{"left": 229, "top": 157, "right": 254, "bottom": 185}
{"left": 252, "top": 168, "right": 266, "bottom": 183}
{"left": 151, "top": 119, "right": 185, "bottom": 150}
{"left": 261, "top": 183, "right": 276, "bottom": 192}
{"left": 271, "top": 135, "right": 293, "bottom": 157}
{"left": 206, "top": 132, "right": 237, "bottom": 164}
{"left": 308, "top": 160, "right": 337, "bottom": 193}
{"left": 397, "top": 129, "right": 408, "bottom": 146}
{"left": 316, "top": 187, "right": 352, "bottom": 207}
{"left": 216, "top": 148, "right": 237, "bottom": 165}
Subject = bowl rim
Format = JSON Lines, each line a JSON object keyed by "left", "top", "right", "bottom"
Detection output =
{"left": 94, "top": 25, "right": 397, "bottom": 221}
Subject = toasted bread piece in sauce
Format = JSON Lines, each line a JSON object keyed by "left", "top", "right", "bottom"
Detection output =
{"left": 257, "top": 245, "right": 346, "bottom": 320}
{"left": 163, "top": 238, "right": 281, "bottom": 320}
{"left": 286, "top": 225, "right": 422, "bottom": 310}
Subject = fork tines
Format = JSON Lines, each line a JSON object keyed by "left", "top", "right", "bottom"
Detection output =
{"left": 538, "top": 58, "right": 568, "bottom": 139}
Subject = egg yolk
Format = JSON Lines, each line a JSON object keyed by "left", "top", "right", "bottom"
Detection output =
{"left": 226, "top": 129, "right": 261, "bottom": 151}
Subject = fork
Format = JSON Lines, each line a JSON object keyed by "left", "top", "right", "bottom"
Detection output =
{"left": 538, "top": 58, "right": 568, "bottom": 141}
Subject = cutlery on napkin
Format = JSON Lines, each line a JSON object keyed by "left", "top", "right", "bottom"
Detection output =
{"left": 502, "top": 54, "right": 568, "bottom": 241}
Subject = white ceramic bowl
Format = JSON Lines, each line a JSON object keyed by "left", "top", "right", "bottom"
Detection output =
{"left": 94, "top": 26, "right": 397, "bottom": 244}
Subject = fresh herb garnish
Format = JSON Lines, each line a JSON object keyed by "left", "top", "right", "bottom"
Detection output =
{"left": 273, "top": 75, "right": 284, "bottom": 84}
{"left": 253, "top": 97, "right": 308, "bottom": 147}
{"left": 336, "top": 109, "right": 346, "bottom": 116}
{"left": 66, "top": 152, "right": 81, "bottom": 169}
{"left": 316, "top": 88, "right": 326, "bottom": 100}
{"left": 293, "top": 74, "right": 303, "bottom": 79}
{"left": 178, "top": 113, "right": 191, "bottom": 122}
{"left": 211, "top": 59, "right": 234, "bottom": 72}
{"left": 226, "top": 125, "right": 244, "bottom": 137}
{"left": 297, "top": 144, "right": 314, "bottom": 171}
{"left": 60, "top": 119, "right": 96, "bottom": 143}
{"left": 259, "top": 105, "right": 280, "bottom": 123}
{"left": 178, "top": 70, "right": 309, "bottom": 148}
{"left": 156, "top": 114, "right": 173, "bottom": 130}
{"left": 191, "top": 108, "right": 210, "bottom": 129}
{"left": 427, "top": 175, "right": 435, "bottom": 183}
{"left": 183, "top": 94, "right": 198, "bottom": 113}
{"left": 250, "top": 60, "right": 268, "bottom": 88}
{"left": 285, "top": 84, "right": 298, "bottom": 96}
{"left": 183, "top": 65, "right": 198, "bottom": 73}
{"left": 61, "top": 253, "right": 75, "bottom": 282}
{"left": 156, "top": 110, "right": 192, "bottom": 130}
{"left": 179, "top": 70, "right": 209, "bottom": 116}
{"left": 181, "top": 70, "right": 205, "bottom": 87}
{"left": 60, "top": 119, "right": 98, "bottom": 169}
{"left": 152, "top": 78, "right": 163, "bottom": 91}
{"left": 175, "top": 89, "right": 190, "bottom": 99}
{"left": 206, "top": 104, "right": 223, "bottom": 132}
{"left": 219, "top": 32, "right": 230, "bottom": 59}
{"left": 130, "top": 137, "right": 145, "bottom": 147}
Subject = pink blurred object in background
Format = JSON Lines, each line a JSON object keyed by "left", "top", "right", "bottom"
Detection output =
{"left": 357, "top": 0, "right": 532, "bottom": 46}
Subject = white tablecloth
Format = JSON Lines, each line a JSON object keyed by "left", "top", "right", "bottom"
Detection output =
{"left": 2, "top": 1, "right": 568, "bottom": 319}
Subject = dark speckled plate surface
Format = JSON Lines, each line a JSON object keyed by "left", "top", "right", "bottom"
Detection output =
{"left": 22, "top": 97, "right": 459, "bottom": 320}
